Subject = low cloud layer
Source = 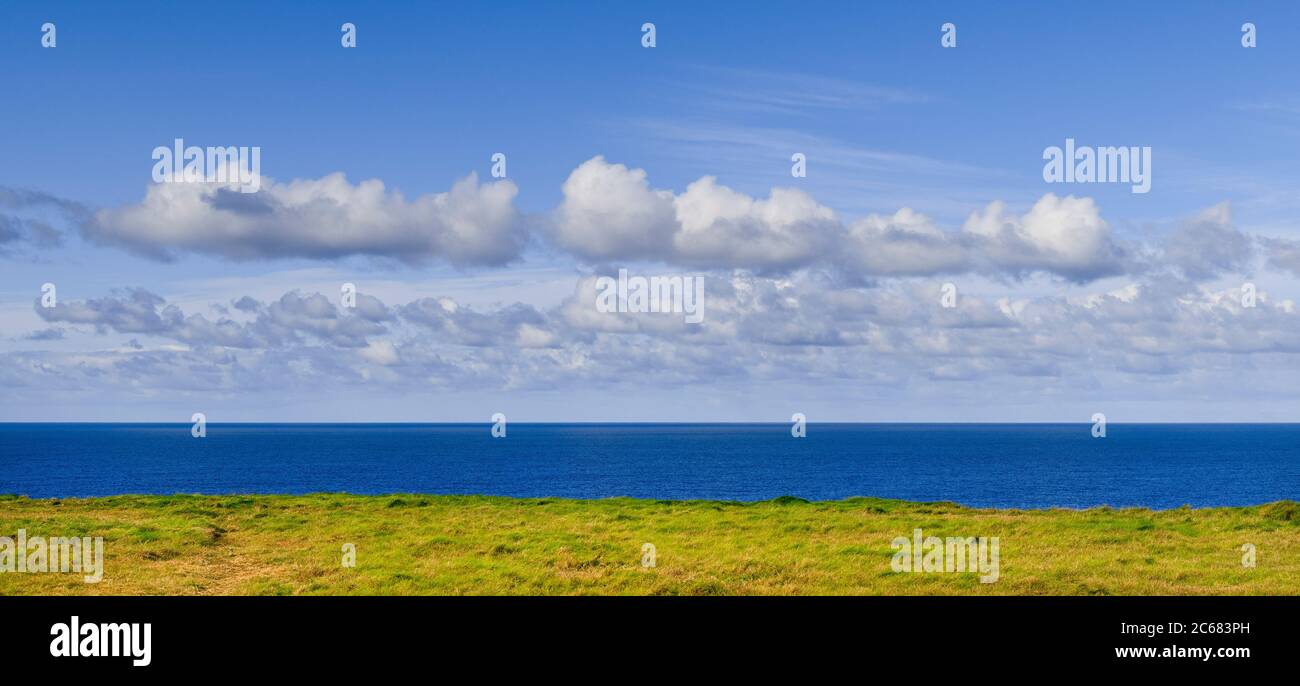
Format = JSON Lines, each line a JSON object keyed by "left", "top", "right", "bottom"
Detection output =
{"left": 16, "top": 270, "right": 1298, "bottom": 407}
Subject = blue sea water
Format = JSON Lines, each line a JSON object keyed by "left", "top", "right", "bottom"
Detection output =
{"left": 0, "top": 423, "right": 1296, "bottom": 508}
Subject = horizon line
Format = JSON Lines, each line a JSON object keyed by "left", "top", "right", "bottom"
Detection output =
{"left": 3, "top": 421, "right": 1300, "bottom": 426}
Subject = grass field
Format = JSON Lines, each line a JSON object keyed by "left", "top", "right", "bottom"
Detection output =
{"left": 1, "top": 494, "right": 1297, "bottom": 595}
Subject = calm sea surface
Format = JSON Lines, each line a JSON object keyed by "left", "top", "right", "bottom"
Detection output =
{"left": 0, "top": 423, "right": 1296, "bottom": 508}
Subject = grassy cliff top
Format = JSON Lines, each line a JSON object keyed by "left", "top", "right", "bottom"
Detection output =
{"left": 1, "top": 494, "right": 1297, "bottom": 595}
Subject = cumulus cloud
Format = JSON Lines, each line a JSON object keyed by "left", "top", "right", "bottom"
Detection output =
{"left": 550, "top": 157, "right": 1129, "bottom": 282}
{"left": 671, "top": 177, "right": 839, "bottom": 270}
{"left": 551, "top": 156, "right": 679, "bottom": 261}
{"left": 551, "top": 156, "right": 838, "bottom": 271}
{"left": 35, "top": 289, "right": 179, "bottom": 334}
{"left": 8, "top": 158, "right": 1281, "bottom": 292}
{"left": 961, "top": 195, "right": 1129, "bottom": 281}
{"left": 86, "top": 172, "right": 524, "bottom": 266}
{"left": 844, "top": 208, "right": 968, "bottom": 277}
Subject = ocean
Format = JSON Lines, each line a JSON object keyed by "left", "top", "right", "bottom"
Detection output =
{"left": 0, "top": 423, "right": 1296, "bottom": 508}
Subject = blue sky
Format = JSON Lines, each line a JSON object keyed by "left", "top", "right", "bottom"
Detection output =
{"left": 3, "top": 2, "right": 1300, "bottom": 421}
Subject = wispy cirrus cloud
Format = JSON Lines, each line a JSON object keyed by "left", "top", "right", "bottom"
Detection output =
{"left": 670, "top": 66, "right": 930, "bottom": 116}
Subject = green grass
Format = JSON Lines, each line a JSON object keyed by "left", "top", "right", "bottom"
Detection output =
{"left": 0, "top": 494, "right": 1297, "bottom": 595}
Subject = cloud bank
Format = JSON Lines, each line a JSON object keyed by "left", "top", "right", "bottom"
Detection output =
{"left": 18, "top": 157, "right": 1284, "bottom": 291}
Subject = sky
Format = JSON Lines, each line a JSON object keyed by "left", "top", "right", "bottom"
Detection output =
{"left": 2, "top": 1, "right": 1300, "bottom": 422}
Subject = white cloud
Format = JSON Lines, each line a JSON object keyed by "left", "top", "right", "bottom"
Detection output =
{"left": 553, "top": 157, "right": 1129, "bottom": 282}
{"left": 844, "top": 208, "right": 967, "bottom": 276}
{"left": 552, "top": 157, "right": 838, "bottom": 272}
{"left": 551, "top": 156, "right": 678, "bottom": 260}
{"left": 962, "top": 194, "right": 1127, "bottom": 281}
{"left": 87, "top": 172, "right": 524, "bottom": 266}
{"left": 673, "top": 177, "right": 838, "bottom": 271}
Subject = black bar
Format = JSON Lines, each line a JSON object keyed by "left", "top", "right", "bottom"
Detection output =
{"left": 1, "top": 596, "right": 1283, "bottom": 674}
